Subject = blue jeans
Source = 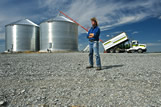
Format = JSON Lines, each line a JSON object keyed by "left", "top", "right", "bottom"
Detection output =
{"left": 89, "top": 41, "right": 101, "bottom": 67}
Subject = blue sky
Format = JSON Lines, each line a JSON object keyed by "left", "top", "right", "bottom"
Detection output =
{"left": 0, "top": 0, "right": 161, "bottom": 52}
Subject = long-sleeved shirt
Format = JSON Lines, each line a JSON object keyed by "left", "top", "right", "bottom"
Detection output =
{"left": 87, "top": 26, "right": 100, "bottom": 41}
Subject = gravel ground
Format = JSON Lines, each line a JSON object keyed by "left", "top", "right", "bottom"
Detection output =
{"left": 0, "top": 52, "right": 161, "bottom": 107}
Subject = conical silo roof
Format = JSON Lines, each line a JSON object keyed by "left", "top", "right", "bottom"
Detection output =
{"left": 6, "top": 19, "right": 39, "bottom": 27}
{"left": 46, "top": 15, "right": 74, "bottom": 23}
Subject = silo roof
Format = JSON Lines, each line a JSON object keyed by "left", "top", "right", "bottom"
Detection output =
{"left": 6, "top": 19, "right": 39, "bottom": 27}
{"left": 46, "top": 16, "right": 74, "bottom": 23}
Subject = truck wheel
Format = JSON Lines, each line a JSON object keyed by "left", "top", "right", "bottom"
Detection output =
{"left": 115, "top": 49, "right": 120, "bottom": 53}
{"left": 131, "top": 50, "right": 135, "bottom": 53}
{"left": 138, "top": 49, "right": 143, "bottom": 53}
{"left": 110, "top": 49, "right": 114, "bottom": 53}
{"left": 127, "top": 50, "right": 131, "bottom": 53}
{"left": 144, "top": 50, "right": 147, "bottom": 53}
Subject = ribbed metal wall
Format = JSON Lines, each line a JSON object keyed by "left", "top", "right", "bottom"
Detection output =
{"left": 5, "top": 19, "right": 39, "bottom": 52}
{"left": 40, "top": 16, "right": 78, "bottom": 52}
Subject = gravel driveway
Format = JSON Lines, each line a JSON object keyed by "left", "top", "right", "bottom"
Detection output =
{"left": 0, "top": 53, "right": 161, "bottom": 107}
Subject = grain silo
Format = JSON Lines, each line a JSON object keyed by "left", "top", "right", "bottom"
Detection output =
{"left": 5, "top": 19, "right": 39, "bottom": 52}
{"left": 40, "top": 15, "right": 78, "bottom": 52}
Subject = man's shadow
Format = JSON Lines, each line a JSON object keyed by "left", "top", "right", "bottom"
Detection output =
{"left": 102, "top": 64, "right": 124, "bottom": 70}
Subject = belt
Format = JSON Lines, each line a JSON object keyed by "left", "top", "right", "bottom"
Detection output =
{"left": 89, "top": 40, "right": 98, "bottom": 42}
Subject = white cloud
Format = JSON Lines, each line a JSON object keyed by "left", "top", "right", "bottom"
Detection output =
{"left": 106, "top": 35, "right": 110, "bottom": 37}
{"left": 112, "top": 31, "right": 122, "bottom": 35}
{"left": 100, "top": 13, "right": 148, "bottom": 31}
{"left": 132, "top": 31, "right": 139, "bottom": 34}
{"left": 159, "top": 16, "right": 161, "bottom": 19}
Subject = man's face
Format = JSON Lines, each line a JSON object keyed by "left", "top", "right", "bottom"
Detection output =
{"left": 91, "top": 21, "right": 96, "bottom": 26}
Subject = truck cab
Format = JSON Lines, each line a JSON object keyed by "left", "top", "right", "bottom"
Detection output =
{"left": 126, "top": 40, "right": 147, "bottom": 53}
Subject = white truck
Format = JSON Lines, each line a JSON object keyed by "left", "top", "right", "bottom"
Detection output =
{"left": 103, "top": 32, "right": 147, "bottom": 53}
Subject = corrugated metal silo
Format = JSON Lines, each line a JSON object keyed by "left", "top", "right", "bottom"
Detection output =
{"left": 5, "top": 19, "right": 39, "bottom": 52}
{"left": 40, "top": 15, "right": 78, "bottom": 52}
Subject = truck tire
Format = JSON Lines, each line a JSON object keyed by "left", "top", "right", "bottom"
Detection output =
{"left": 144, "top": 50, "right": 147, "bottom": 53}
{"left": 131, "top": 50, "right": 135, "bottom": 53}
{"left": 115, "top": 49, "right": 120, "bottom": 53}
{"left": 110, "top": 49, "right": 114, "bottom": 53}
{"left": 138, "top": 49, "right": 143, "bottom": 53}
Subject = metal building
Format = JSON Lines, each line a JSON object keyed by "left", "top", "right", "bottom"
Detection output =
{"left": 5, "top": 19, "right": 39, "bottom": 52}
{"left": 40, "top": 15, "right": 78, "bottom": 52}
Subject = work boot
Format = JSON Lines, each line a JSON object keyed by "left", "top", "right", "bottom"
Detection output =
{"left": 96, "top": 67, "right": 102, "bottom": 70}
{"left": 86, "top": 65, "right": 93, "bottom": 69}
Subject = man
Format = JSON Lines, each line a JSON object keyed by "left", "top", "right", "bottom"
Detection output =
{"left": 86, "top": 17, "right": 102, "bottom": 70}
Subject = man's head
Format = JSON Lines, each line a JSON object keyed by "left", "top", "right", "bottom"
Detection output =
{"left": 91, "top": 17, "right": 98, "bottom": 27}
